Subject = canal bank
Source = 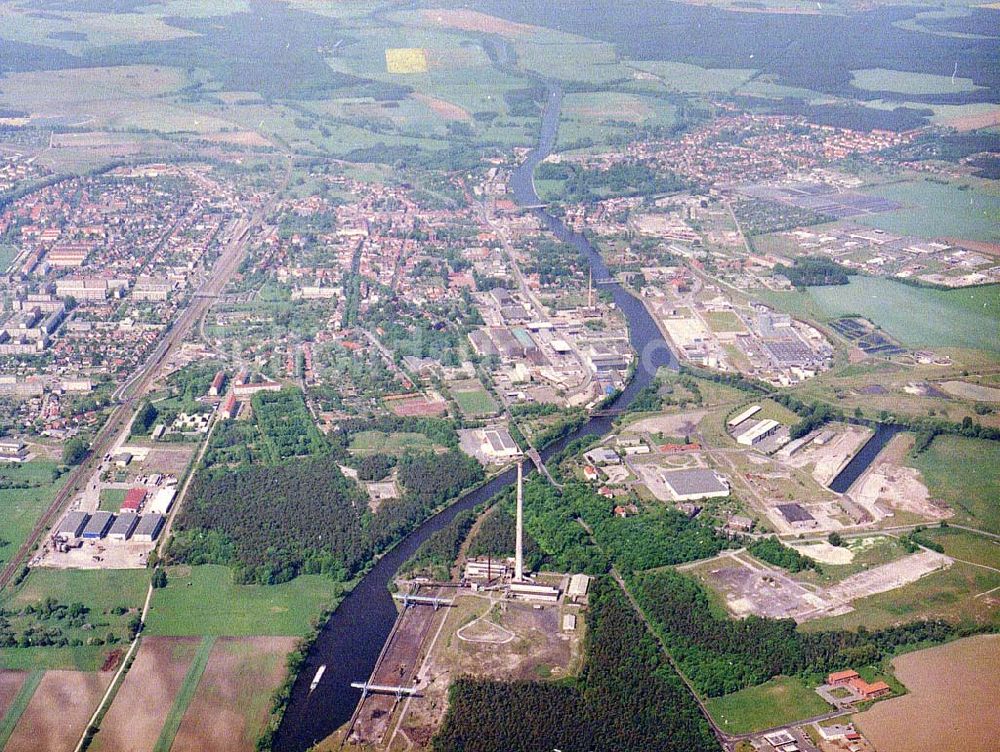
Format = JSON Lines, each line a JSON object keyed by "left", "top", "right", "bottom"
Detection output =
{"left": 271, "top": 79, "right": 676, "bottom": 751}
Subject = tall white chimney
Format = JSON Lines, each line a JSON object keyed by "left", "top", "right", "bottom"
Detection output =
{"left": 515, "top": 457, "right": 524, "bottom": 582}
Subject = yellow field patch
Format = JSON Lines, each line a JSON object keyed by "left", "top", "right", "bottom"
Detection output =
{"left": 386, "top": 48, "right": 428, "bottom": 74}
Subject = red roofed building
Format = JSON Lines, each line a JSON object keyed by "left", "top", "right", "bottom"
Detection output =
{"left": 122, "top": 488, "right": 147, "bottom": 513}
{"left": 222, "top": 392, "right": 238, "bottom": 419}
{"left": 828, "top": 669, "right": 860, "bottom": 686}
{"left": 850, "top": 677, "right": 891, "bottom": 700}
{"left": 209, "top": 370, "right": 226, "bottom": 397}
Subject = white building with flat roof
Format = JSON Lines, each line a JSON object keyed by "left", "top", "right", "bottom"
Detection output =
{"left": 736, "top": 419, "right": 780, "bottom": 446}
{"left": 481, "top": 428, "right": 520, "bottom": 459}
{"left": 728, "top": 404, "right": 761, "bottom": 428}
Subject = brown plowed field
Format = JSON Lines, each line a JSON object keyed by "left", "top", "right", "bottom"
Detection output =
{"left": 5, "top": 670, "right": 111, "bottom": 752}
{"left": 0, "top": 671, "right": 28, "bottom": 721}
{"left": 855, "top": 634, "right": 1000, "bottom": 752}
{"left": 170, "top": 636, "right": 296, "bottom": 752}
{"left": 89, "top": 637, "right": 201, "bottom": 752}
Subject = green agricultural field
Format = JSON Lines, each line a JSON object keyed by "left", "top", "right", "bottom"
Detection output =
{"left": 143, "top": 565, "right": 340, "bottom": 636}
{"left": 851, "top": 68, "right": 982, "bottom": 95}
{"left": 625, "top": 61, "right": 755, "bottom": 93}
{"left": 453, "top": 388, "right": 498, "bottom": 416}
{"left": 760, "top": 278, "right": 1000, "bottom": 352}
{"left": 516, "top": 36, "right": 627, "bottom": 84}
{"left": 0, "top": 460, "right": 69, "bottom": 569}
{"left": 732, "top": 76, "right": 826, "bottom": 102}
{"left": 705, "top": 675, "right": 830, "bottom": 734}
{"left": 348, "top": 430, "right": 437, "bottom": 456}
{"left": 556, "top": 90, "right": 676, "bottom": 151}
{"left": 856, "top": 180, "right": 1000, "bottom": 242}
{"left": 912, "top": 436, "right": 1000, "bottom": 534}
{"left": 98, "top": 488, "right": 126, "bottom": 512}
{"left": 0, "top": 645, "right": 110, "bottom": 671}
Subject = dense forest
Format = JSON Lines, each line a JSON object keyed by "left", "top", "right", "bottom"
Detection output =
{"left": 536, "top": 161, "right": 689, "bottom": 203}
{"left": 400, "top": 509, "right": 476, "bottom": 580}
{"left": 433, "top": 578, "right": 718, "bottom": 752}
{"left": 748, "top": 536, "right": 819, "bottom": 574}
{"left": 467, "top": 505, "right": 544, "bottom": 573}
{"left": 632, "top": 568, "right": 962, "bottom": 697}
{"left": 561, "top": 482, "right": 734, "bottom": 573}
{"left": 171, "top": 444, "right": 483, "bottom": 584}
{"left": 774, "top": 256, "right": 852, "bottom": 287}
{"left": 519, "top": 479, "right": 609, "bottom": 575}
{"left": 170, "top": 458, "right": 368, "bottom": 584}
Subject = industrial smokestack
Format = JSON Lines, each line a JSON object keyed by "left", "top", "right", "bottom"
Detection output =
{"left": 515, "top": 457, "right": 524, "bottom": 582}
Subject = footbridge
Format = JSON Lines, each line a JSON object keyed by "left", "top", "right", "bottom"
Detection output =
{"left": 349, "top": 682, "right": 422, "bottom": 700}
{"left": 525, "top": 448, "right": 561, "bottom": 489}
{"left": 392, "top": 593, "right": 454, "bottom": 610}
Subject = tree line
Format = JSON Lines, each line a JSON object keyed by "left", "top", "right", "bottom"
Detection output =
{"left": 632, "top": 568, "right": 965, "bottom": 697}
{"left": 432, "top": 577, "right": 718, "bottom": 752}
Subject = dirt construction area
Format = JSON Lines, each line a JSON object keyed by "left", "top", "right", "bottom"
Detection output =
{"left": 171, "top": 636, "right": 296, "bottom": 752}
{"left": 386, "top": 592, "right": 583, "bottom": 750}
{"left": 348, "top": 591, "right": 447, "bottom": 748}
{"left": 622, "top": 410, "right": 706, "bottom": 438}
{"left": 5, "top": 670, "right": 112, "bottom": 752}
{"left": 785, "top": 424, "right": 871, "bottom": 485}
{"left": 699, "top": 549, "right": 952, "bottom": 623}
{"left": 855, "top": 634, "right": 1000, "bottom": 752}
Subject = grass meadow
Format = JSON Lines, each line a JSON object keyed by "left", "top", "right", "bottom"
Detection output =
{"left": 143, "top": 565, "right": 340, "bottom": 636}
{"left": 0, "top": 460, "right": 67, "bottom": 570}
{"left": 912, "top": 436, "right": 1000, "bottom": 534}
{"left": 759, "top": 278, "right": 1000, "bottom": 352}
{"left": 705, "top": 675, "right": 830, "bottom": 734}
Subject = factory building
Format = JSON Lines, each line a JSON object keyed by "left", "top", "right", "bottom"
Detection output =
{"left": 107, "top": 514, "right": 139, "bottom": 541}
{"left": 660, "top": 468, "right": 731, "bottom": 502}
{"left": 132, "top": 514, "right": 165, "bottom": 543}
{"left": 0, "top": 440, "right": 28, "bottom": 463}
{"left": 82, "top": 512, "right": 115, "bottom": 540}
{"left": 55, "top": 511, "right": 90, "bottom": 540}
{"left": 508, "top": 581, "right": 560, "bottom": 603}
{"left": 727, "top": 404, "right": 761, "bottom": 429}
{"left": 482, "top": 428, "right": 520, "bottom": 460}
{"left": 777, "top": 503, "right": 818, "bottom": 529}
{"left": 736, "top": 418, "right": 781, "bottom": 446}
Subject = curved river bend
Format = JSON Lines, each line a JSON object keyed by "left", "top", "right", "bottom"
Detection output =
{"left": 272, "top": 82, "right": 676, "bottom": 751}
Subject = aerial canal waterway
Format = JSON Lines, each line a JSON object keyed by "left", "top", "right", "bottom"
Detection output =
{"left": 272, "top": 81, "right": 677, "bottom": 751}
{"left": 828, "top": 423, "right": 906, "bottom": 494}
